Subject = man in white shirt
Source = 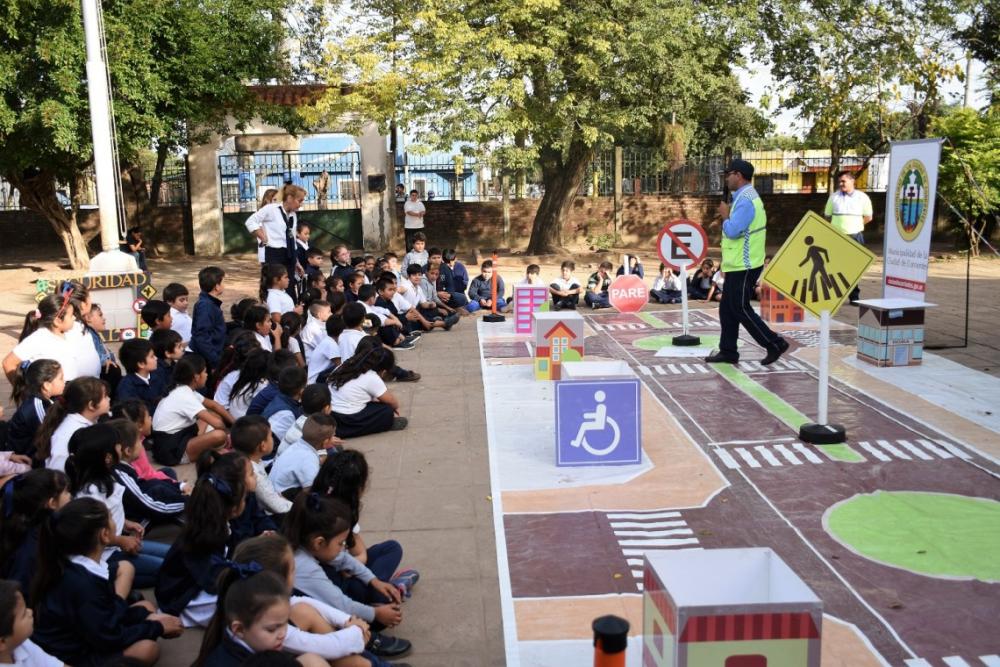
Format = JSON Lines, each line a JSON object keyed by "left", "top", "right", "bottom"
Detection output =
{"left": 402, "top": 190, "right": 425, "bottom": 251}
{"left": 824, "top": 170, "right": 873, "bottom": 301}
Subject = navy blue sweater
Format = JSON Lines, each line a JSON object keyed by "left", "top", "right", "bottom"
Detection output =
{"left": 33, "top": 561, "right": 164, "bottom": 666}
{"left": 202, "top": 634, "right": 253, "bottom": 667}
{"left": 114, "top": 462, "right": 186, "bottom": 525}
{"left": 0, "top": 525, "right": 39, "bottom": 593}
{"left": 155, "top": 543, "right": 227, "bottom": 616}
{"left": 115, "top": 372, "right": 167, "bottom": 415}
{"left": 246, "top": 383, "right": 279, "bottom": 416}
{"left": 4, "top": 396, "right": 51, "bottom": 458}
{"left": 191, "top": 292, "right": 226, "bottom": 368}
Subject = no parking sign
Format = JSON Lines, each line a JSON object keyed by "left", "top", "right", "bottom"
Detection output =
{"left": 656, "top": 219, "right": 708, "bottom": 272}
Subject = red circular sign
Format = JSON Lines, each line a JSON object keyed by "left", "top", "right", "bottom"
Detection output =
{"left": 609, "top": 275, "right": 649, "bottom": 313}
{"left": 132, "top": 298, "right": 147, "bottom": 314}
{"left": 656, "top": 219, "right": 708, "bottom": 272}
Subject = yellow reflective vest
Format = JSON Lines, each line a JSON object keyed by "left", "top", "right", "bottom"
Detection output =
{"left": 721, "top": 186, "right": 767, "bottom": 273}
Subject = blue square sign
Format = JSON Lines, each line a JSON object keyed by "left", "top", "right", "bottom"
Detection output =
{"left": 555, "top": 379, "right": 641, "bottom": 466}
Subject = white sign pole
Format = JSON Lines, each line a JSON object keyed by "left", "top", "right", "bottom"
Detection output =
{"left": 818, "top": 310, "right": 830, "bottom": 425}
{"left": 680, "top": 265, "right": 690, "bottom": 337}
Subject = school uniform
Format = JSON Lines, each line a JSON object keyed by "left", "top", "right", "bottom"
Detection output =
{"left": 438, "top": 263, "right": 470, "bottom": 307}
{"left": 650, "top": 274, "right": 683, "bottom": 304}
{"left": 5, "top": 395, "right": 51, "bottom": 458}
{"left": 151, "top": 385, "right": 207, "bottom": 465}
{"left": 466, "top": 275, "right": 506, "bottom": 312}
{"left": 114, "top": 461, "right": 186, "bottom": 525}
{"left": 244, "top": 202, "right": 300, "bottom": 294}
{"left": 246, "top": 382, "right": 279, "bottom": 416}
{"left": 191, "top": 292, "right": 226, "bottom": 369}
{"left": 307, "top": 337, "right": 340, "bottom": 384}
{"left": 293, "top": 548, "right": 378, "bottom": 622}
{"left": 329, "top": 370, "right": 394, "bottom": 438}
{"left": 115, "top": 371, "right": 167, "bottom": 415}
{"left": 269, "top": 439, "right": 323, "bottom": 495}
{"left": 251, "top": 458, "right": 293, "bottom": 515}
{"left": 68, "top": 322, "right": 102, "bottom": 380}
{"left": 300, "top": 315, "right": 327, "bottom": 355}
{"left": 266, "top": 288, "right": 296, "bottom": 316}
{"left": 155, "top": 542, "right": 227, "bottom": 620}
{"left": 11, "top": 329, "right": 79, "bottom": 381}
{"left": 33, "top": 556, "right": 164, "bottom": 667}
{"left": 229, "top": 493, "right": 279, "bottom": 547}
{"left": 585, "top": 272, "right": 612, "bottom": 309}
{"left": 549, "top": 276, "right": 581, "bottom": 310}
{"left": 337, "top": 328, "right": 366, "bottom": 362}
{"left": 201, "top": 632, "right": 254, "bottom": 667}
{"left": 47, "top": 413, "right": 93, "bottom": 471}
{"left": 400, "top": 249, "right": 428, "bottom": 275}
{"left": 170, "top": 307, "right": 192, "bottom": 343}
{"left": 1, "top": 525, "right": 40, "bottom": 594}
{"left": 330, "top": 262, "right": 356, "bottom": 284}
{"left": 216, "top": 372, "right": 266, "bottom": 421}
{"left": 262, "top": 392, "right": 303, "bottom": 445}
{"left": 8, "top": 638, "right": 62, "bottom": 666}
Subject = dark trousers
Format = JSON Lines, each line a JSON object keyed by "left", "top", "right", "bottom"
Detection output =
{"left": 584, "top": 291, "right": 611, "bottom": 308}
{"left": 332, "top": 402, "right": 395, "bottom": 438}
{"left": 378, "top": 324, "right": 402, "bottom": 346}
{"left": 324, "top": 540, "right": 403, "bottom": 605}
{"left": 719, "top": 266, "right": 779, "bottom": 357}
{"left": 264, "top": 246, "right": 298, "bottom": 299}
{"left": 848, "top": 232, "right": 865, "bottom": 301}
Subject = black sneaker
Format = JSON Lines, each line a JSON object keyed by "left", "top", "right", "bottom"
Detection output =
{"left": 443, "top": 314, "right": 460, "bottom": 330}
{"left": 396, "top": 370, "right": 420, "bottom": 382}
{"left": 705, "top": 350, "right": 739, "bottom": 364}
{"left": 761, "top": 337, "right": 790, "bottom": 366}
{"left": 394, "top": 339, "right": 416, "bottom": 350}
{"left": 408, "top": 330, "right": 423, "bottom": 338}
{"left": 368, "top": 632, "right": 412, "bottom": 658}
{"left": 391, "top": 417, "right": 409, "bottom": 430}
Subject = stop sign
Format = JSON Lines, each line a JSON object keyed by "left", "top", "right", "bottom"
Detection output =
{"left": 609, "top": 274, "right": 648, "bottom": 313}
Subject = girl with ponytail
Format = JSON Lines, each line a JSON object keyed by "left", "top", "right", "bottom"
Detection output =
{"left": 30, "top": 497, "right": 183, "bottom": 666}
{"left": 326, "top": 339, "right": 404, "bottom": 438}
{"left": 0, "top": 469, "right": 70, "bottom": 592}
{"left": 154, "top": 450, "right": 248, "bottom": 627}
{"left": 34, "top": 376, "right": 110, "bottom": 471}
{"left": 2, "top": 293, "right": 78, "bottom": 383}
{"left": 6, "top": 359, "right": 64, "bottom": 458}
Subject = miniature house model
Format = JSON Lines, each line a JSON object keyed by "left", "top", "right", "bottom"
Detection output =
{"left": 759, "top": 285, "right": 804, "bottom": 324}
{"left": 514, "top": 285, "right": 550, "bottom": 334}
{"left": 533, "top": 311, "right": 585, "bottom": 380}
{"left": 643, "top": 548, "right": 822, "bottom": 667}
{"left": 855, "top": 298, "right": 934, "bottom": 367}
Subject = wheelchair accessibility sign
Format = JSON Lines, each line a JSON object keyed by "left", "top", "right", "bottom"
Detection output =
{"left": 555, "top": 379, "right": 641, "bottom": 466}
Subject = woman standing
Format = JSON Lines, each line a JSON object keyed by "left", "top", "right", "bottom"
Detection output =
{"left": 244, "top": 185, "right": 306, "bottom": 297}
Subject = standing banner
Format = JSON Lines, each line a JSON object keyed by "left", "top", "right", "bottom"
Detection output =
{"left": 882, "top": 138, "right": 943, "bottom": 300}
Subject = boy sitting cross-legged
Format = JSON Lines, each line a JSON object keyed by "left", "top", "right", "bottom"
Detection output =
{"left": 269, "top": 413, "right": 339, "bottom": 500}
{"left": 402, "top": 264, "right": 459, "bottom": 331}
{"left": 115, "top": 338, "right": 167, "bottom": 414}
{"left": 230, "top": 414, "right": 291, "bottom": 517}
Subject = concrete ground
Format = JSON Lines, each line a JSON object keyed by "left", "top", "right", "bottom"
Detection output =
{"left": 0, "top": 244, "right": 997, "bottom": 666}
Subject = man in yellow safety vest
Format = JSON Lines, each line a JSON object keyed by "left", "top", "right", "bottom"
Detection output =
{"left": 706, "top": 159, "right": 789, "bottom": 366}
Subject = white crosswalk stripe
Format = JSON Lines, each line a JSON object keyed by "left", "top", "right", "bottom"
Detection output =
{"left": 712, "top": 438, "right": 972, "bottom": 469}
{"left": 904, "top": 660, "right": 933, "bottom": 667}
{"left": 942, "top": 657, "right": 973, "bottom": 667}
{"left": 605, "top": 509, "right": 701, "bottom": 589}
{"left": 695, "top": 364, "right": 710, "bottom": 374}
{"left": 638, "top": 364, "right": 652, "bottom": 376}
{"left": 654, "top": 365, "right": 666, "bottom": 375}
{"left": 979, "top": 655, "right": 1000, "bottom": 667}
{"left": 667, "top": 364, "right": 680, "bottom": 374}
{"left": 680, "top": 363, "right": 695, "bottom": 374}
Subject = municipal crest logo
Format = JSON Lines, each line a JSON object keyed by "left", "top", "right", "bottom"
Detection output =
{"left": 895, "top": 159, "right": 929, "bottom": 242}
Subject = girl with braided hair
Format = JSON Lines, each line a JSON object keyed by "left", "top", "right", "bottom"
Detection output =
{"left": 326, "top": 339, "right": 405, "bottom": 438}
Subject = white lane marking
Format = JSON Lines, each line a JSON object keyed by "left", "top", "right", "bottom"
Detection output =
{"left": 609, "top": 520, "right": 688, "bottom": 529}
{"left": 787, "top": 359, "right": 807, "bottom": 370}
{"left": 607, "top": 511, "right": 682, "bottom": 520}
{"left": 897, "top": 439, "right": 934, "bottom": 460}
{"left": 622, "top": 547, "right": 704, "bottom": 556}
{"left": 695, "top": 365, "right": 710, "bottom": 374}
{"left": 876, "top": 439, "right": 911, "bottom": 460}
{"left": 904, "top": 660, "right": 932, "bottom": 667}
{"left": 755, "top": 446, "right": 783, "bottom": 466}
{"left": 979, "top": 655, "right": 1000, "bottom": 667}
{"left": 774, "top": 444, "right": 803, "bottom": 465}
{"left": 739, "top": 362, "right": 755, "bottom": 372}
{"left": 638, "top": 364, "right": 652, "bottom": 376}
{"left": 631, "top": 569, "right": 644, "bottom": 578}
{"left": 618, "top": 538, "right": 702, "bottom": 547}
{"left": 667, "top": 364, "right": 680, "bottom": 374}
{"left": 626, "top": 558, "right": 645, "bottom": 567}
{"left": 857, "top": 441, "right": 892, "bottom": 462}
{"left": 612, "top": 528, "right": 694, "bottom": 538}
{"left": 942, "top": 658, "right": 972, "bottom": 667}
{"left": 936, "top": 439, "right": 972, "bottom": 460}
{"left": 793, "top": 442, "right": 824, "bottom": 463}
{"left": 715, "top": 448, "right": 741, "bottom": 469}
{"left": 915, "top": 438, "right": 953, "bottom": 459}
{"left": 680, "top": 363, "right": 695, "bottom": 374}
{"left": 735, "top": 448, "right": 761, "bottom": 468}
{"left": 653, "top": 365, "right": 666, "bottom": 375}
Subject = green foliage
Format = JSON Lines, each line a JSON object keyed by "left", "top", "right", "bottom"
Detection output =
{"left": 956, "top": 0, "right": 1000, "bottom": 101}
{"left": 930, "top": 105, "right": 1000, "bottom": 240}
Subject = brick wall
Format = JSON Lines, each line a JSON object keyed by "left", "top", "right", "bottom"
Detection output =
{"left": 397, "top": 192, "right": 906, "bottom": 251}
{"left": 0, "top": 206, "right": 190, "bottom": 257}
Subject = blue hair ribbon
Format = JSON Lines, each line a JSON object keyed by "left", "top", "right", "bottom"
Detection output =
{"left": 202, "top": 474, "right": 233, "bottom": 498}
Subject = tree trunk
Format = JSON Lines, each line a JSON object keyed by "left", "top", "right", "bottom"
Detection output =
{"left": 526, "top": 141, "right": 593, "bottom": 254}
{"left": 122, "top": 162, "right": 160, "bottom": 256}
{"left": 828, "top": 128, "right": 841, "bottom": 192}
{"left": 8, "top": 170, "right": 91, "bottom": 270}
{"left": 150, "top": 141, "right": 169, "bottom": 208}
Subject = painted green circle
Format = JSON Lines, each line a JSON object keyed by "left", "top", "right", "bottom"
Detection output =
{"left": 825, "top": 491, "right": 1000, "bottom": 582}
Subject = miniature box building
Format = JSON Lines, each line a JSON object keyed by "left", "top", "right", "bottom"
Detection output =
{"left": 855, "top": 298, "right": 935, "bottom": 367}
{"left": 555, "top": 361, "right": 641, "bottom": 466}
{"left": 514, "top": 285, "right": 550, "bottom": 334}
{"left": 643, "top": 548, "right": 822, "bottom": 667}
{"left": 759, "top": 285, "right": 804, "bottom": 324}
{"left": 532, "top": 311, "right": 585, "bottom": 380}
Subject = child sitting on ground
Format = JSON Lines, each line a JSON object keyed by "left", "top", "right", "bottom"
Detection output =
{"left": 231, "top": 415, "right": 291, "bottom": 517}
{"left": 111, "top": 399, "right": 185, "bottom": 490}
{"left": 466, "top": 260, "right": 506, "bottom": 313}
{"left": 585, "top": 261, "right": 614, "bottom": 309}
{"left": 549, "top": 260, "right": 581, "bottom": 310}
{"left": 616, "top": 255, "right": 645, "bottom": 278}
{"left": 706, "top": 269, "right": 724, "bottom": 302}
{"left": 0, "top": 578, "right": 65, "bottom": 666}
{"left": 263, "top": 366, "right": 307, "bottom": 446}
{"left": 650, "top": 263, "right": 683, "bottom": 304}
{"left": 307, "top": 315, "right": 346, "bottom": 384}
{"left": 327, "top": 343, "right": 406, "bottom": 437}
{"left": 149, "top": 328, "right": 184, "bottom": 388}
{"left": 116, "top": 339, "right": 166, "bottom": 414}
{"left": 245, "top": 305, "right": 282, "bottom": 353}
{"left": 164, "top": 282, "right": 192, "bottom": 344}
{"left": 270, "top": 414, "right": 338, "bottom": 498}
{"left": 0, "top": 469, "right": 70, "bottom": 593}
{"left": 151, "top": 354, "right": 232, "bottom": 466}
{"left": 359, "top": 285, "right": 415, "bottom": 351}
{"left": 140, "top": 300, "right": 172, "bottom": 333}
{"left": 300, "top": 300, "right": 332, "bottom": 356}
{"left": 6, "top": 359, "right": 64, "bottom": 459}
{"left": 688, "top": 259, "right": 716, "bottom": 301}
{"left": 263, "top": 263, "right": 299, "bottom": 321}
{"left": 108, "top": 418, "right": 186, "bottom": 529}
{"left": 35, "top": 376, "right": 110, "bottom": 471}
{"left": 400, "top": 232, "right": 428, "bottom": 275}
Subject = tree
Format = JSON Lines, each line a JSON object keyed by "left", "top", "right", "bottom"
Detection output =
{"left": 0, "top": 0, "right": 299, "bottom": 269}
{"left": 930, "top": 105, "right": 1000, "bottom": 252}
{"left": 313, "top": 0, "right": 756, "bottom": 253}
{"left": 760, "top": 0, "right": 967, "bottom": 188}
{"left": 956, "top": 0, "right": 1000, "bottom": 101}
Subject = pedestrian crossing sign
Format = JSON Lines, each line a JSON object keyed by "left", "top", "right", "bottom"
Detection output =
{"left": 762, "top": 211, "right": 876, "bottom": 318}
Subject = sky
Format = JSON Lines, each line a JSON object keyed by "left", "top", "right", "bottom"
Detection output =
{"left": 736, "top": 54, "right": 990, "bottom": 138}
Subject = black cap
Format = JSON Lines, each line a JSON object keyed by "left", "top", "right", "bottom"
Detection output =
{"left": 725, "top": 159, "right": 754, "bottom": 180}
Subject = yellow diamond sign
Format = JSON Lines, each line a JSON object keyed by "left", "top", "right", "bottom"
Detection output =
{"left": 762, "top": 211, "right": 876, "bottom": 318}
{"left": 141, "top": 284, "right": 158, "bottom": 299}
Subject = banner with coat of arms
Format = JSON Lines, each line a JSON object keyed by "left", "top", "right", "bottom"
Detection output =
{"left": 882, "top": 139, "right": 942, "bottom": 301}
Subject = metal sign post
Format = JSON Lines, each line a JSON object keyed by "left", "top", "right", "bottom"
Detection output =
{"left": 656, "top": 219, "right": 707, "bottom": 346}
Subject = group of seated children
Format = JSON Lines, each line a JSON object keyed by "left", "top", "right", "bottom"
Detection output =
{"left": 0, "top": 267, "right": 429, "bottom": 666}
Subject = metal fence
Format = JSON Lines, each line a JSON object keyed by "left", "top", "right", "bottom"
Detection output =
{"left": 395, "top": 155, "right": 488, "bottom": 201}
{"left": 219, "top": 151, "right": 362, "bottom": 212}
{"left": 0, "top": 163, "right": 189, "bottom": 211}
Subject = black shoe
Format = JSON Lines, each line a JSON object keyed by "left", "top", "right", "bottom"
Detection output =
{"left": 408, "top": 330, "right": 423, "bottom": 338}
{"left": 368, "top": 632, "right": 412, "bottom": 658}
{"left": 761, "top": 337, "right": 790, "bottom": 366}
{"left": 705, "top": 350, "right": 739, "bottom": 364}
{"left": 394, "top": 339, "right": 416, "bottom": 350}
{"left": 443, "top": 314, "right": 459, "bottom": 330}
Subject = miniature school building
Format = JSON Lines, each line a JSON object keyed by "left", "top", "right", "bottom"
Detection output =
{"left": 643, "top": 548, "right": 822, "bottom": 667}
{"left": 759, "top": 285, "right": 804, "bottom": 324}
{"left": 855, "top": 298, "right": 931, "bottom": 367}
{"left": 533, "top": 311, "right": 584, "bottom": 380}
{"left": 514, "top": 285, "right": 550, "bottom": 334}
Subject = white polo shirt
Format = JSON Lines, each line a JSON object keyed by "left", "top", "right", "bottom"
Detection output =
{"left": 824, "top": 189, "right": 873, "bottom": 235}
{"left": 244, "top": 202, "right": 298, "bottom": 250}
